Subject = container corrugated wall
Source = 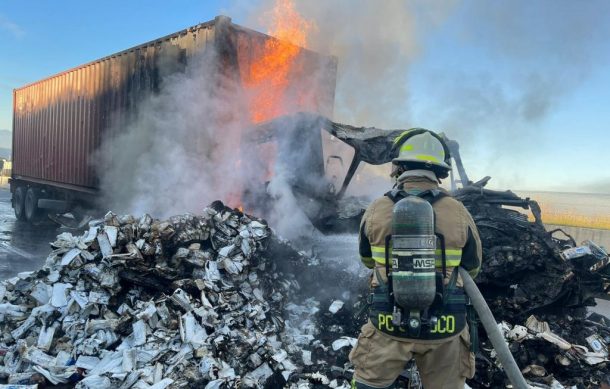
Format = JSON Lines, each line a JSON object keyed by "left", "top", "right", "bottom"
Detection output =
{"left": 12, "top": 20, "right": 217, "bottom": 190}
{"left": 12, "top": 16, "right": 336, "bottom": 192}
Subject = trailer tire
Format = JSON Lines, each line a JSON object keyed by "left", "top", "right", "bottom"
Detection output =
{"left": 13, "top": 186, "right": 27, "bottom": 221}
{"left": 24, "top": 187, "right": 42, "bottom": 222}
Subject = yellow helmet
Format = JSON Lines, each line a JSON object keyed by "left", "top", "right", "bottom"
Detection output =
{"left": 391, "top": 128, "right": 452, "bottom": 178}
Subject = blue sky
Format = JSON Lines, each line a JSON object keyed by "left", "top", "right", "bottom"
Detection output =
{"left": 0, "top": 0, "right": 228, "bottom": 130}
{"left": 406, "top": 1, "right": 610, "bottom": 193}
{"left": 1, "top": 1, "right": 609, "bottom": 193}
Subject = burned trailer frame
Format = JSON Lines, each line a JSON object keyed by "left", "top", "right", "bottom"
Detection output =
{"left": 11, "top": 17, "right": 337, "bottom": 224}
{"left": 289, "top": 114, "right": 476, "bottom": 199}
{"left": 248, "top": 114, "right": 572, "bottom": 241}
{"left": 248, "top": 113, "right": 482, "bottom": 200}
{"left": 246, "top": 113, "right": 482, "bottom": 231}
{"left": 248, "top": 113, "right": 404, "bottom": 193}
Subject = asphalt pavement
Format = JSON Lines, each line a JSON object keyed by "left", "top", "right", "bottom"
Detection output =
{"left": 0, "top": 187, "right": 60, "bottom": 280}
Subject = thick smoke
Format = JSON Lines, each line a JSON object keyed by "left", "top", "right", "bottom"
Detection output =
{"left": 97, "top": 23, "right": 325, "bottom": 242}
{"left": 233, "top": 0, "right": 458, "bottom": 199}
{"left": 236, "top": 0, "right": 610, "bottom": 193}
{"left": 239, "top": 0, "right": 456, "bottom": 128}
{"left": 266, "top": 165, "right": 318, "bottom": 241}
{"left": 99, "top": 0, "right": 609, "bottom": 243}
{"left": 98, "top": 48, "right": 259, "bottom": 218}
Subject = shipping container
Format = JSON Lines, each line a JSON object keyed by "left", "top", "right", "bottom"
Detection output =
{"left": 11, "top": 16, "right": 337, "bottom": 222}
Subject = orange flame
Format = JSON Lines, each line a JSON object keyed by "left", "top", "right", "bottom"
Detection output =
{"left": 244, "top": 0, "right": 315, "bottom": 123}
{"left": 229, "top": 0, "right": 315, "bottom": 210}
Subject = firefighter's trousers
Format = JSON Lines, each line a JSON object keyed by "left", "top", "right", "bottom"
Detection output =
{"left": 350, "top": 321, "right": 475, "bottom": 389}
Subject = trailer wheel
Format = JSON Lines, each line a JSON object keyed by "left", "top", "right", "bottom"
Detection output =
{"left": 13, "top": 186, "right": 27, "bottom": 221}
{"left": 24, "top": 187, "right": 42, "bottom": 222}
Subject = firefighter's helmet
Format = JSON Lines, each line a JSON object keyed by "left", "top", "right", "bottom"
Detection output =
{"left": 391, "top": 128, "right": 452, "bottom": 178}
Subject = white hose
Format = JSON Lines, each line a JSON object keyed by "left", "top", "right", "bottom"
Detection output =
{"left": 458, "top": 267, "right": 529, "bottom": 389}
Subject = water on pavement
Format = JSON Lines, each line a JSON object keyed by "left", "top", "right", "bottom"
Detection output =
{"left": 0, "top": 187, "right": 60, "bottom": 280}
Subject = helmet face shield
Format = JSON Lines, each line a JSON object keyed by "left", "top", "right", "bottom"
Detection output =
{"left": 391, "top": 129, "right": 452, "bottom": 177}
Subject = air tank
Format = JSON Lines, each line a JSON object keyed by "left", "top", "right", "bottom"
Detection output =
{"left": 391, "top": 196, "right": 437, "bottom": 310}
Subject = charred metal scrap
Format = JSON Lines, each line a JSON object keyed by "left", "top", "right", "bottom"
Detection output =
{"left": 454, "top": 184, "right": 610, "bottom": 388}
{"left": 0, "top": 202, "right": 357, "bottom": 389}
{"left": 322, "top": 185, "right": 610, "bottom": 388}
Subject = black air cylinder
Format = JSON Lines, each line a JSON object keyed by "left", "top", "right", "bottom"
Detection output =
{"left": 391, "top": 196, "right": 437, "bottom": 310}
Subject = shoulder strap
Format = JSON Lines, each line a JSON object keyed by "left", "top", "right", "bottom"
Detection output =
{"left": 384, "top": 188, "right": 407, "bottom": 203}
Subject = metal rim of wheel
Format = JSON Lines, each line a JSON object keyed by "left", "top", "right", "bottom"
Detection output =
{"left": 24, "top": 187, "right": 41, "bottom": 222}
{"left": 13, "top": 186, "right": 26, "bottom": 221}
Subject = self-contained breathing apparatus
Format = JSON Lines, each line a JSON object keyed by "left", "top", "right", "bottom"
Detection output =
{"left": 369, "top": 189, "right": 469, "bottom": 339}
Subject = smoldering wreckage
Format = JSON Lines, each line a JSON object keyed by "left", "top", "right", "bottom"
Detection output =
{"left": 2, "top": 115, "right": 610, "bottom": 389}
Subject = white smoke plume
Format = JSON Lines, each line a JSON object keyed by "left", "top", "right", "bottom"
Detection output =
{"left": 98, "top": 48, "right": 259, "bottom": 218}
{"left": 97, "top": 25, "right": 327, "bottom": 241}
{"left": 99, "top": 1, "right": 453, "bottom": 232}
{"left": 231, "top": 0, "right": 458, "bottom": 199}
{"left": 266, "top": 165, "right": 318, "bottom": 241}
{"left": 238, "top": 0, "right": 456, "bottom": 129}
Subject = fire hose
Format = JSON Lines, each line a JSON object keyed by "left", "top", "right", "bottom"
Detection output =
{"left": 458, "top": 267, "right": 529, "bottom": 389}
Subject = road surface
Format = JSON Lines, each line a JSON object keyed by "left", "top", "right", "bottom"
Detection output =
{"left": 0, "top": 187, "right": 60, "bottom": 280}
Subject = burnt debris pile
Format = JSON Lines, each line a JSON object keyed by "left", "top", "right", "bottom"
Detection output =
{"left": 0, "top": 202, "right": 356, "bottom": 389}
{"left": 1, "top": 187, "right": 609, "bottom": 388}
{"left": 455, "top": 185, "right": 610, "bottom": 388}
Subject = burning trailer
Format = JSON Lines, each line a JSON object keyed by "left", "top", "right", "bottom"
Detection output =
{"left": 10, "top": 15, "right": 339, "bottom": 226}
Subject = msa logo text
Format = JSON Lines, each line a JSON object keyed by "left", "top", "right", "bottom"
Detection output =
{"left": 413, "top": 258, "right": 434, "bottom": 269}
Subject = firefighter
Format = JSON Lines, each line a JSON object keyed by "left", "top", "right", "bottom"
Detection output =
{"left": 351, "top": 128, "right": 482, "bottom": 389}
